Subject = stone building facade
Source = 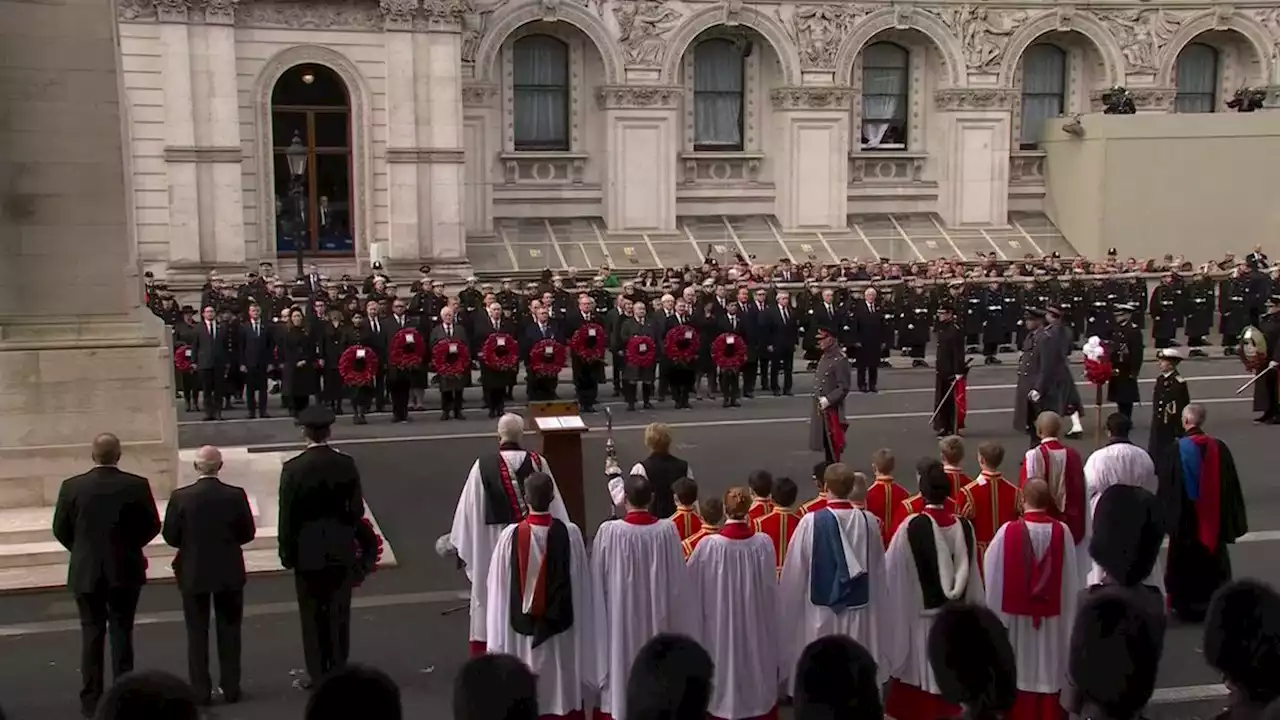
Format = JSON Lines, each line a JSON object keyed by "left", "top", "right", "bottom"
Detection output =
{"left": 115, "top": 0, "right": 1280, "bottom": 275}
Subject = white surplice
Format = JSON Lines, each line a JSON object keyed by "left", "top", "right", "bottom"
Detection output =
{"left": 688, "top": 524, "right": 779, "bottom": 719}
{"left": 778, "top": 507, "right": 890, "bottom": 693}
{"left": 983, "top": 517, "right": 1078, "bottom": 696}
{"left": 485, "top": 518, "right": 599, "bottom": 716}
{"left": 1081, "top": 441, "right": 1165, "bottom": 589}
{"left": 883, "top": 512, "right": 985, "bottom": 694}
{"left": 449, "top": 449, "right": 568, "bottom": 644}
{"left": 591, "top": 516, "right": 699, "bottom": 720}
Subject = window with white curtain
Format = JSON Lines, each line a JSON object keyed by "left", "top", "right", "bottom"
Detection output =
{"left": 693, "top": 39, "right": 744, "bottom": 151}
{"left": 1020, "top": 44, "right": 1066, "bottom": 147}
{"left": 861, "top": 42, "right": 909, "bottom": 150}
{"left": 513, "top": 35, "right": 570, "bottom": 151}
{"left": 1175, "top": 43, "right": 1219, "bottom": 113}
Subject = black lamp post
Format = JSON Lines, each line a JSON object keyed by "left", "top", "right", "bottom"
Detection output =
{"left": 285, "top": 131, "right": 308, "bottom": 283}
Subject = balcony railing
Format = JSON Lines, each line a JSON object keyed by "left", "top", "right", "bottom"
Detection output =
{"left": 499, "top": 152, "right": 588, "bottom": 186}
{"left": 849, "top": 151, "right": 927, "bottom": 184}
{"left": 1009, "top": 150, "right": 1046, "bottom": 186}
{"left": 679, "top": 152, "right": 764, "bottom": 186}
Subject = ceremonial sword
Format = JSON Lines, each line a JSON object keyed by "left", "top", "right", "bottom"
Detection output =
{"left": 928, "top": 358, "right": 973, "bottom": 426}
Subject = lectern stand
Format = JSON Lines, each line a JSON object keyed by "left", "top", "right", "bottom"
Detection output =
{"left": 528, "top": 401, "right": 589, "bottom": 530}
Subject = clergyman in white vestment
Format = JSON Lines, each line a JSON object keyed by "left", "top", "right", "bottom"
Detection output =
{"left": 485, "top": 473, "right": 598, "bottom": 719}
{"left": 591, "top": 472, "right": 699, "bottom": 720}
{"left": 450, "top": 414, "right": 568, "bottom": 655}
{"left": 983, "top": 479, "right": 1078, "bottom": 720}
{"left": 1082, "top": 414, "right": 1164, "bottom": 590}
{"left": 688, "top": 487, "right": 780, "bottom": 720}
{"left": 884, "top": 460, "right": 984, "bottom": 720}
{"left": 779, "top": 465, "right": 889, "bottom": 695}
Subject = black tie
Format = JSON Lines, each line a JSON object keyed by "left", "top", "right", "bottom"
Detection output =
{"left": 254, "top": 322, "right": 259, "bottom": 336}
{"left": 731, "top": 317, "right": 736, "bottom": 330}
{"left": 781, "top": 309, "right": 788, "bottom": 324}
{"left": 446, "top": 325, "right": 452, "bottom": 337}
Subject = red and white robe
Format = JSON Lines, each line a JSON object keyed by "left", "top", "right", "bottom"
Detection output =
{"left": 1019, "top": 438, "right": 1087, "bottom": 581}
{"left": 983, "top": 512, "right": 1078, "bottom": 720}
{"left": 485, "top": 512, "right": 598, "bottom": 719}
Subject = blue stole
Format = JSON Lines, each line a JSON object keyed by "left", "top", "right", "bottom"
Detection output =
{"left": 1178, "top": 436, "right": 1205, "bottom": 501}
{"left": 810, "top": 509, "right": 870, "bottom": 612}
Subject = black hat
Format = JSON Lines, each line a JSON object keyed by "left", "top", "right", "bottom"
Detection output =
{"left": 1107, "top": 247, "right": 1118, "bottom": 256}
{"left": 927, "top": 603, "right": 1017, "bottom": 713}
{"left": 296, "top": 405, "right": 336, "bottom": 430}
{"left": 1025, "top": 307, "right": 1047, "bottom": 319}
{"left": 419, "top": 264, "right": 431, "bottom": 274}
{"left": 371, "top": 261, "right": 383, "bottom": 270}
{"left": 1113, "top": 303, "right": 1136, "bottom": 314}
{"left": 1204, "top": 579, "right": 1280, "bottom": 704}
{"left": 1089, "top": 485, "right": 1164, "bottom": 586}
{"left": 180, "top": 305, "right": 195, "bottom": 314}
{"left": 1046, "top": 305, "right": 1063, "bottom": 317}
{"left": 1070, "top": 589, "right": 1162, "bottom": 718}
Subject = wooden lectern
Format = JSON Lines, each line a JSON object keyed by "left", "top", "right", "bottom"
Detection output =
{"left": 528, "top": 401, "right": 589, "bottom": 530}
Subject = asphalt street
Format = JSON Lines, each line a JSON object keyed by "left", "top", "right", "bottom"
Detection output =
{"left": 0, "top": 356, "right": 1267, "bottom": 719}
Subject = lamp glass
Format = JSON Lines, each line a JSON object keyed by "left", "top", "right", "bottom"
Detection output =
{"left": 286, "top": 133, "right": 307, "bottom": 177}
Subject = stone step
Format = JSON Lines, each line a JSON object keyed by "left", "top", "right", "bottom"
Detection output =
{"left": 0, "top": 527, "right": 279, "bottom": 569}
{"left": 0, "top": 496, "right": 262, "bottom": 546}
{"left": 0, "top": 547, "right": 290, "bottom": 593}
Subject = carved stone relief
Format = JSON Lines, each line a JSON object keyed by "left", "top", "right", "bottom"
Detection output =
{"left": 204, "top": 0, "right": 239, "bottom": 23}
{"left": 460, "top": 7, "right": 492, "bottom": 62}
{"left": 379, "top": 0, "right": 417, "bottom": 29}
{"left": 779, "top": 5, "right": 868, "bottom": 71}
{"left": 1256, "top": 8, "right": 1280, "bottom": 62}
{"left": 934, "top": 88, "right": 1018, "bottom": 111}
{"left": 233, "top": 0, "right": 381, "bottom": 29}
{"left": 935, "top": 5, "right": 1027, "bottom": 73}
{"left": 462, "top": 83, "right": 500, "bottom": 106}
{"left": 597, "top": 85, "right": 682, "bottom": 109}
{"left": 1095, "top": 9, "right": 1185, "bottom": 73}
{"left": 769, "top": 86, "right": 854, "bottom": 110}
{"left": 613, "top": 0, "right": 682, "bottom": 66}
{"left": 156, "top": 0, "right": 192, "bottom": 22}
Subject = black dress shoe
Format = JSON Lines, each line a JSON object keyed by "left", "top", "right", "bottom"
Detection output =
{"left": 643, "top": 402, "right": 654, "bottom": 410}
{"left": 773, "top": 390, "right": 782, "bottom": 396}
{"left": 454, "top": 410, "right": 465, "bottom": 420}
{"left": 723, "top": 399, "right": 731, "bottom": 408}
{"left": 248, "top": 412, "right": 257, "bottom": 419}
{"left": 731, "top": 399, "right": 741, "bottom": 407}
{"left": 440, "top": 412, "right": 451, "bottom": 421}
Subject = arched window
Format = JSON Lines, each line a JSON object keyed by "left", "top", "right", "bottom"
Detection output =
{"left": 1175, "top": 43, "right": 1219, "bottom": 113}
{"left": 271, "top": 64, "right": 354, "bottom": 256}
{"left": 693, "top": 38, "right": 744, "bottom": 151}
{"left": 1020, "top": 44, "right": 1066, "bottom": 146}
{"left": 861, "top": 42, "right": 909, "bottom": 150}
{"left": 513, "top": 35, "right": 570, "bottom": 151}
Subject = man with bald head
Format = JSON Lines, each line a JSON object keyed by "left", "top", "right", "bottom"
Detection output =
{"left": 162, "top": 445, "right": 256, "bottom": 705}
{"left": 53, "top": 433, "right": 162, "bottom": 717}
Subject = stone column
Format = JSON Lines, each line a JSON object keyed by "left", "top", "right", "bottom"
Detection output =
{"left": 934, "top": 89, "right": 1014, "bottom": 228}
{"left": 381, "top": 0, "right": 424, "bottom": 265}
{"left": 157, "top": 0, "right": 201, "bottom": 265}
{"left": 598, "top": 85, "right": 681, "bottom": 233}
{"left": 770, "top": 87, "right": 853, "bottom": 231}
{"left": 199, "top": 0, "right": 246, "bottom": 266}
{"left": 420, "top": 1, "right": 468, "bottom": 268}
{"left": 462, "top": 83, "right": 499, "bottom": 235}
{"left": 0, "top": 0, "right": 179, "bottom": 506}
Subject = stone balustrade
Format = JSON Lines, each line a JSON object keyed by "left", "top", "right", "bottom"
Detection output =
{"left": 848, "top": 151, "right": 929, "bottom": 185}
{"left": 1010, "top": 150, "right": 1047, "bottom": 186}
{"left": 679, "top": 151, "right": 765, "bottom": 186}
{"left": 499, "top": 151, "right": 589, "bottom": 186}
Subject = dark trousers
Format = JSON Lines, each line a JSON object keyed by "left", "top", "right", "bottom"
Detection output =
{"left": 75, "top": 582, "right": 142, "bottom": 716}
{"left": 1261, "top": 374, "right": 1280, "bottom": 418}
{"left": 1116, "top": 401, "right": 1134, "bottom": 419}
{"left": 741, "top": 358, "right": 758, "bottom": 395}
{"left": 295, "top": 569, "right": 352, "bottom": 683}
{"left": 199, "top": 368, "right": 224, "bottom": 419}
{"left": 528, "top": 377, "right": 557, "bottom": 402}
{"left": 244, "top": 367, "right": 269, "bottom": 415}
{"left": 389, "top": 378, "right": 411, "bottom": 420}
{"left": 373, "top": 373, "right": 387, "bottom": 412}
{"left": 484, "top": 387, "right": 506, "bottom": 414}
{"left": 657, "top": 365, "right": 670, "bottom": 400}
{"left": 288, "top": 395, "right": 310, "bottom": 415}
{"left": 440, "top": 389, "right": 464, "bottom": 416}
{"left": 755, "top": 350, "right": 772, "bottom": 391}
{"left": 574, "top": 371, "right": 599, "bottom": 409}
{"left": 770, "top": 351, "right": 794, "bottom": 393}
{"left": 857, "top": 359, "right": 879, "bottom": 391}
{"left": 907, "top": 344, "right": 926, "bottom": 359}
{"left": 719, "top": 370, "right": 740, "bottom": 403}
{"left": 181, "top": 589, "right": 244, "bottom": 699}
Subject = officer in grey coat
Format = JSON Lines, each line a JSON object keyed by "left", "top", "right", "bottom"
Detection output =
{"left": 1014, "top": 307, "right": 1046, "bottom": 446}
{"left": 809, "top": 327, "right": 852, "bottom": 462}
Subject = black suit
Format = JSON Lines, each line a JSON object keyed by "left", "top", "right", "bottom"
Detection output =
{"left": 523, "top": 321, "right": 561, "bottom": 401}
{"left": 565, "top": 311, "right": 604, "bottom": 411}
{"left": 852, "top": 303, "right": 887, "bottom": 391}
{"left": 278, "top": 445, "right": 365, "bottom": 682}
{"left": 52, "top": 466, "right": 160, "bottom": 716}
{"left": 238, "top": 320, "right": 274, "bottom": 416}
{"left": 162, "top": 476, "right": 256, "bottom": 701}
{"left": 764, "top": 306, "right": 799, "bottom": 394}
{"left": 386, "top": 314, "right": 415, "bottom": 421}
{"left": 746, "top": 302, "right": 770, "bottom": 394}
{"left": 663, "top": 315, "right": 697, "bottom": 408}
{"left": 193, "top": 320, "right": 230, "bottom": 419}
{"left": 716, "top": 313, "right": 749, "bottom": 404}
{"left": 364, "top": 315, "right": 389, "bottom": 412}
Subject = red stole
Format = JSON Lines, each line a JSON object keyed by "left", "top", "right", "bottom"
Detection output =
{"left": 720, "top": 520, "right": 754, "bottom": 539}
{"left": 624, "top": 510, "right": 657, "bottom": 525}
{"left": 516, "top": 513, "right": 553, "bottom": 618}
{"left": 1001, "top": 512, "right": 1064, "bottom": 629}
{"left": 1187, "top": 433, "right": 1223, "bottom": 552}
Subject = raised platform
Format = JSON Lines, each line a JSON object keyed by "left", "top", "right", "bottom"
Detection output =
{"left": 0, "top": 447, "right": 398, "bottom": 593}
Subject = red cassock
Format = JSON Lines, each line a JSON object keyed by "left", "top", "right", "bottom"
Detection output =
{"left": 669, "top": 506, "right": 703, "bottom": 542}
{"left": 754, "top": 508, "right": 804, "bottom": 575}
{"left": 943, "top": 465, "right": 971, "bottom": 506}
{"left": 1018, "top": 440, "right": 1086, "bottom": 546}
{"left": 747, "top": 498, "right": 774, "bottom": 523}
{"left": 864, "top": 477, "right": 910, "bottom": 547}
{"left": 959, "top": 472, "right": 1022, "bottom": 579}
{"left": 799, "top": 493, "right": 828, "bottom": 515}
{"left": 681, "top": 527, "right": 718, "bottom": 560}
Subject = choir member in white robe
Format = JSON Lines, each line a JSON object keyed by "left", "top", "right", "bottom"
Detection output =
{"left": 1082, "top": 412, "right": 1163, "bottom": 590}
{"left": 484, "top": 472, "right": 597, "bottom": 719}
{"left": 592, "top": 471, "right": 699, "bottom": 720}
{"left": 983, "top": 480, "right": 1078, "bottom": 720}
{"left": 884, "top": 460, "right": 985, "bottom": 720}
{"left": 1020, "top": 412, "right": 1087, "bottom": 583}
{"left": 688, "top": 487, "right": 780, "bottom": 720}
{"left": 449, "top": 413, "right": 568, "bottom": 655}
{"left": 779, "top": 465, "right": 890, "bottom": 695}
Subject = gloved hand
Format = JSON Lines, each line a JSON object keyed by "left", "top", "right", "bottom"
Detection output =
{"left": 1029, "top": 389, "right": 1041, "bottom": 402}
{"left": 605, "top": 457, "right": 621, "bottom": 476}
{"left": 819, "top": 396, "right": 830, "bottom": 411}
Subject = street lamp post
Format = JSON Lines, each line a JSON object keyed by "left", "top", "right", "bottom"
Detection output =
{"left": 285, "top": 131, "right": 308, "bottom": 284}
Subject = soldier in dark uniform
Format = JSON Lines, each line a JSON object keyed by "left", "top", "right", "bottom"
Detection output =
{"left": 1219, "top": 264, "right": 1252, "bottom": 356}
{"left": 979, "top": 279, "right": 1007, "bottom": 365}
{"left": 999, "top": 278, "right": 1022, "bottom": 353}
{"left": 1126, "top": 273, "right": 1148, "bottom": 329}
{"left": 1108, "top": 303, "right": 1145, "bottom": 419}
{"left": 809, "top": 328, "right": 852, "bottom": 463}
{"left": 1084, "top": 277, "right": 1114, "bottom": 341}
{"left": 962, "top": 281, "right": 983, "bottom": 354}
{"left": 878, "top": 285, "right": 898, "bottom": 368}
{"left": 932, "top": 302, "right": 967, "bottom": 437}
{"left": 900, "top": 278, "right": 932, "bottom": 367}
{"left": 1148, "top": 348, "right": 1190, "bottom": 475}
{"left": 1252, "top": 294, "right": 1280, "bottom": 424}
{"left": 1183, "top": 270, "right": 1215, "bottom": 357}
{"left": 1150, "top": 272, "right": 1181, "bottom": 349}
{"left": 457, "top": 276, "right": 483, "bottom": 331}
{"left": 1014, "top": 307, "right": 1046, "bottom": 446}
{"left": 279, "top": 406, "right": 365, "bottom": 690}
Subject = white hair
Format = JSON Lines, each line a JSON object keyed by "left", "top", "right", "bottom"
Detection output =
{"left": 498, "top": 413, "right": 525, "bottom": 443}
{"left": 1182, "top": 403, "right": 1206, "bottom": 428}
{"left": 193, "top": 445, "right": 223, "bottom": 475}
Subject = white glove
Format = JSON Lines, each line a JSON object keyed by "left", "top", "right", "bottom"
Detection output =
{"left": 605, "top": 458, "right": 621, "bottom": 476}
{"left": 1029, "top": 390, "right": 1041, "bottom": 402}
{"left": 819, "top": 396, "right": 830, "bottom": 410}
{"left": 1270, "top": 360, "right": 1279, "bottom": 369}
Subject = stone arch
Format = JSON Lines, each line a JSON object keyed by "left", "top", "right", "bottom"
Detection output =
{"left": 661, "top": 5, "right": 802, "bottom": 86}
{"left": 998, "top": 11, "right": 1126, "bottom": 88}
{"left": 474, "top": 1, "right": 625, "bottom": 84}
{"left": 834, "top": 8, "right": 966, "bottom": 87}
{"left": 1156, "top": 10, "right": 1274, "bottom": 87}
{"left": 253, "top": 45, "right": 374, "bottom": 263}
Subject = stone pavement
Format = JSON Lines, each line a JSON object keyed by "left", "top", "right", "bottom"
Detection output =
{"left": 0, "top": 358, "right": 1267, "bottom": 719}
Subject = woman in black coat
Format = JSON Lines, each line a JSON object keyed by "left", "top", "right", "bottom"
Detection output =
{"left": 321, "top": 310, "right": 348, "bottom": 413}
{"left": 280, "top": 308, "right": 319, "bottom": 415}
{"left": 695, "top": 302, "right": 718, "bottom": 399}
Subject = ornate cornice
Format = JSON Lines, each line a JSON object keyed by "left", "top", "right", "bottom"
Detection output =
{"left": 204, "top": 0, "right": 238, "bottom": 24}
{"left": 155, "top": 0, "right": 191, "bottom": 22}
{"left": 596, "top": 85, "right": 681, "bottom": 110}
{"left": 934, "top": 88, "right": 1018, "bottom": 111}
{"left": 462, "top": 83, "right": 499, "bottom": 107}
{"left": 379, "top": 0, "right": 416, "bottom": 30}
{"left": 386, "top": 147, "right": 466, "bottom": 163}
{"left": 769, "top": 86, "right": 854, "bottom": 111}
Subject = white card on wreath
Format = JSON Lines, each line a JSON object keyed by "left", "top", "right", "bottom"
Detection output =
{"left": 588, "top": 328, "right": 597, "bottom": 338}
{"left": 449, "top": 342, "right": 459, "bottom": 353}
{"left": 639, "top": 342, "right": 648, "bottom": 352}
{"left": 684, "top": 329, "right": 693, "bottom": 340}
{"left": 406, "top": 334, "right": 416, "bottom": 344}
{"left": 726, "top": 336, "right": 735, "bottom": 345}
{"left": 356, "top": 348, "right": 366, "bottom": 359}
{"left": 496, "top": 337, "right": 507, "bottom": 347}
